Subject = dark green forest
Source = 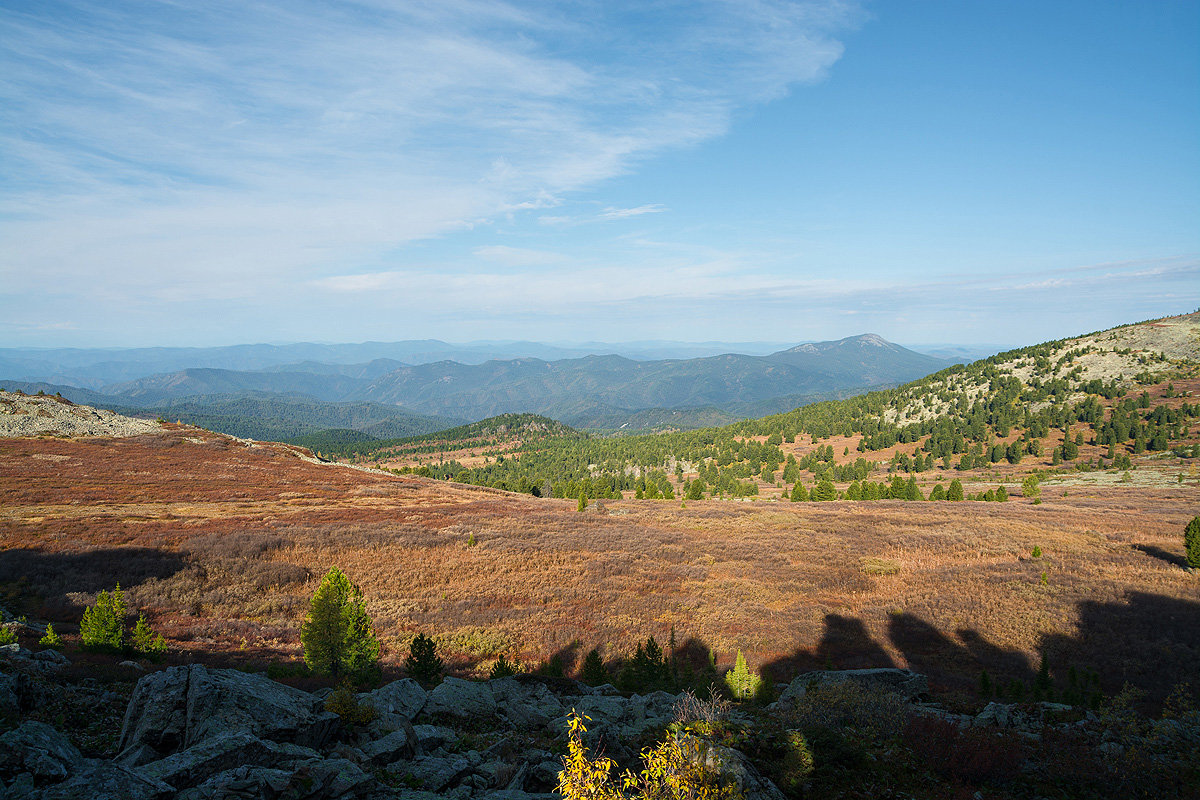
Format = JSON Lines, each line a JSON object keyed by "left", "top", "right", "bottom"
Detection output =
{"left": 318, "top": 337, "right": 1197, "bottom": 502}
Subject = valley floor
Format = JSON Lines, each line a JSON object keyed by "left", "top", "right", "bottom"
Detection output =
{"left": 1, "top": 427, "right": 1196, "bottom": 709}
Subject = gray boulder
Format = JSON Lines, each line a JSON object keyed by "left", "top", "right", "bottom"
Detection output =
{"left": 973, "top": 701, "right": 1013, "bottom": 729}
{"left": 562, "top": 694, "right": 627, "bottom": 727}
{"left": 424, "top": 676, "right": 497, "bottom": 719}
{"left": 175, "top": 766, "right": 293, "bottom": 800}
{"left": 696, "top": 739, "right": 787, "bottom": 800}
{"left": 117, "top": 665, "right": 339, "bottom": 761}
{"left": 0, "top": 720, "right": 86, "bottom": 782}
{"left": 490, "top": 678, "right": 565, "bottom": 731}
{"left": 29, "top": 649, "right": 70, "bottom": 669}
{"left": 393, "top": 754, "right": 472, "bottom": 792}
{"left": 138, "top": 731, "right": 321, "bottom": 789}
{"left": 35, "top": 761, "right": 174, "bottom": 800}
{"left": 360, "top": 677, "right": 427, "bottom": 736}
{"left": 412, "top": 724, "right": 458, "bottom": 754}
{"left": 360, "top": 727, "right": 418, "bottom": 766}
{"left": 529, "top": 759, "right": 563, "bottom": 790}
{"left": 287, "top": 757, "right": 376, "bottom": 798}
{"left": 0, "top": 670, "right": 21, "bottom": 717}
{"left": 773, "top": 668, "right": 928, "bottom": 707}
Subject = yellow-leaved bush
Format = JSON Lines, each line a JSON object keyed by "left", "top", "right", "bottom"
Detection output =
{"left": 557, "top": 711, "right": 742, "bottom": 800}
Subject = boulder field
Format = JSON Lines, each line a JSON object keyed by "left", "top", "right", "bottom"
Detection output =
{"left": 2, "top": 642, "right": 1114, "bottom": 799}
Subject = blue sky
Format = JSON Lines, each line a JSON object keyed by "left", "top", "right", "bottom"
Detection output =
{"left": 1, "top": 0, "right": 1197, "bottom": 348}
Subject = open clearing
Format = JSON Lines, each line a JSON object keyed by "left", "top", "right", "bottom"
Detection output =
{"left": 2, "top": 426, "right": 1196, "bottom": 705}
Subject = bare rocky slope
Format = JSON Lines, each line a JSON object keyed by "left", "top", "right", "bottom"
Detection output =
{"left": 0, "top": 391, "right": 163, "bottom": 439}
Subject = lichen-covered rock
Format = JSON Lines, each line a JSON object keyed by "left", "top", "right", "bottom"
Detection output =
{"left": 175, "top": 765, "right": 293, "bottom": 800}
{"left": 359, "top": 727, "right": 417, "bottom": 766}
{"left": 490, "top": 677, "right": 564, "bottom": 731}
{"left": 423, "top": 677, "right": 497, "bottom": 719}
{"left": 360, "top": 678, "right": 427, "bottom": 734}
{"left": 695, "top": 739, "right": 787, "bottom": 800}
{"left": 412, "top": 724, "right": 458, "bottom": 754}
{"left": 773, "top": 668, "right": 928, "bottom": 707}
{"left": 35, "top": 762, "right": 174, "bottom": 800}
{"left": 117, "top": 665, "right": 338, "bottom": 762}
{"left": 0, "top": 721, "right": 86, "bottom": 782}
{"left": 392, "top": 754, "right": 472, "bottom": 792}
{"left": 562, "top": 693, "right": 627, "bottom": 726}
{"left": 138, "top": 731, "right": 321, "bottom": 790}
{"left": 0, "top": 670, "right": 21, "bottom": 718}
{"left": 29, "top": 649, "right": 70, "bottom": 668}
{"left": 287, "top": 757, "right": 376, "bottom": 798}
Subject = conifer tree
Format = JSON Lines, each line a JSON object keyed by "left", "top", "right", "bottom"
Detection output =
{"left": 131, "top": 613, "right": 168, "bottom": 656}
{"left": 301, "top": 567, "right": 380, "bottom": 680}
{"left": 405, "top": 633, "right": 444, "bottom": 685}
{"left": 38, "top": 623, "right": 62, "bottom": 650}
{"left": 947, "top": 478, "right": 964, "bottom": 501}
{"left": 724, "top": 649, "right": 762, "bottom": 701}
{"left": 580, "top": 648, "right": 608, "bottom": 686}
{"left": 905, "top": 476, "right": 922, "bottom": 500}
{"left": 80, "top": 584, "right": 126, "bottom": 652}
{"left": 1185, "top": 515, "right": 1200, "bottom": 569}
{"left": 813, "top": 479, "right": 836, "bottom": 502}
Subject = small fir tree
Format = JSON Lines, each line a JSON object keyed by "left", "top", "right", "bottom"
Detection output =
{"left": 489, "top": 654, "right": 520, "bottom": 679}
{"left": 1185, "top": 515, "right": 1200, "bottom": 569}
{"left": 80, "top": 584, "right": 126, "bottom": 652}
{"left": 39, "top": 623, "right": 62, "bottom": 649}
{"left": 300, "top": 567, "right": 380, "bottom": 680}
{"left": 131, "top": 614, "right": 168, "bottom": 656}
{"left": 405, "top": 633, "right": 444, "bottom": 685}
{"left": 1022, "top": 474, "right": 1041, "bottom": 502}
{"left": 580, "top": 648, "right": 608, "bottom": 686}
{"left": 947, "top": 479, "right": 964, "bottom": 501}
{"left": 789, "top": 482, "right": 808, "bottom": 502}
{"left": 724, "top": 649, "right": 762, "bottom": 701}
{"left": 905, "top": 476, "right": 923, "bottom": 501}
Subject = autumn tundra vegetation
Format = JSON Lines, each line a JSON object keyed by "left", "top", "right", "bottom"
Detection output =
{"left": 1, "top": 314, "right": 1199, "bottom": 798}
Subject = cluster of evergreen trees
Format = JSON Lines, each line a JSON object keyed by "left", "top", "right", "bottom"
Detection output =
{"left": 345, "top": 339, "right": 1194, "bottom": 501}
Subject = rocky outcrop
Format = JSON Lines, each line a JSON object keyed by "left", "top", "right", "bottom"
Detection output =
{"left": 117, "top": 664, "right": 339, "bottom": 763}
{"left": 0, "top": 390, "right": 163, "bottom": 438}
{"left": 4, "top": 666, "right": 950, "bottom": 799}
{"left": 772, "top": 667, "right": 929, "bottom": 707}
{"left": 423, "top": 677, "right": 497, "bottom": 720}
{"left": 0, "top": 721, "right": 174, "bottom": 800}
{"left": 360, "top": 678, "right": 427, "bottom": 735}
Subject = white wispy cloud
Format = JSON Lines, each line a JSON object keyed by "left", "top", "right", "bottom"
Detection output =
{"left": 0, "top": 0, "right": 859, "bottom": 322}
{"left": 598, "top": 204, "right": 668, "bottom": 220}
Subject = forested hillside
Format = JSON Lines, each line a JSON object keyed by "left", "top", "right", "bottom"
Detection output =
{"left": 342, "top": 314, "right": 1200, "bottom": 502}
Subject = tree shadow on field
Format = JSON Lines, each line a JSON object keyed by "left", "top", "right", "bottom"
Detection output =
{"left": 760, "top": 614, "right": 895, "bottom": 681}
{"left": 886, "top": 612, "right": 1034, "bottom": 694}
{"left": 1131, "top": 543, "right": 1190, "bottom": 570}
{"left": 0, "top": 547, "right": 186, "bottom": 617}
{"left": 758, "top": 593, "right": 1200, "bottom": 708}
{"left": 543, "top": 640, "right": 582, "bottom": 676}
{"left": 1040, "top": 591, "right": 1200, "bottom": 705}
{"left": 817, "top": 614, "right": 896, "bottom": 671}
